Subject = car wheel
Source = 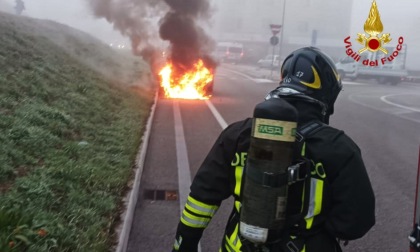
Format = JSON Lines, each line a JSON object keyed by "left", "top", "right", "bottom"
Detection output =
{"left": 376, "top": 76, "right": 386, "bottom": 84}
{"left": 390, "top": 77, "right": 400, "bottom": 85}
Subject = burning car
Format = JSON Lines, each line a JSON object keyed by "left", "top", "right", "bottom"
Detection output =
{"left": 158, "top": 58, "right": 216, "bottom": 100}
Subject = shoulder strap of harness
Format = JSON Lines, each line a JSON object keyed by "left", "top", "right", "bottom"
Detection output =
{"left": 296, "top": 120, "right": 326, "bottom": 144}
{"left": 286, "top": 120, "right": 327, "bottom": 231}
{"left": 293, "top": 120, "right": 326, "bottom": 160}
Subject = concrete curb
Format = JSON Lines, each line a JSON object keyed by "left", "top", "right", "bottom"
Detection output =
{"left": 115, "top": 91, "right": 159, "bottom": 252}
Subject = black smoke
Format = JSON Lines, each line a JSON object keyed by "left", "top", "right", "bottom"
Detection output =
{"left": 87, "top": 0, "right": 216, "bottom": 74}
{"left": 87, "top": 0, "right": 165, "bottom": 70}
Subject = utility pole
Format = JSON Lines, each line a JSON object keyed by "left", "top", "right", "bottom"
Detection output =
{"left": 278, "top": 0, "right": 287, "bottom": 65}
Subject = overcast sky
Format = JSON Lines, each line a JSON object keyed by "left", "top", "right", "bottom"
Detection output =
{"left": 1, "top": 0, "right": 418, "bottom": 55}
{"left": 1, "top": 0, "right": 417, "bottom": 40}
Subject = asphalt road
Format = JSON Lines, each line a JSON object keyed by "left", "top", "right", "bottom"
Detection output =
{"left": 126, "top": 64, "right": 420, "bottom": 252}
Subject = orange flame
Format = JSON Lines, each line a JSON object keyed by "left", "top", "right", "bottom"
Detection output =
{"left": 159, "top": 59, "right": 214, "bottom": 100}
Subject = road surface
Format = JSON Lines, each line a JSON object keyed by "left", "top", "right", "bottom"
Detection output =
{"left": 127, "top": 63, "right": 420, "bottom": 252}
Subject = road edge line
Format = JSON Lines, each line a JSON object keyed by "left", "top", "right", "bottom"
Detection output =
{"left": 205, "top": 100, "right": 228, "bottom": 130}
{"left": 173, "top": 100, "right": 202, "bottom": 252}
{"left": 173, "top": 100, "right": 192, "bottom": 212}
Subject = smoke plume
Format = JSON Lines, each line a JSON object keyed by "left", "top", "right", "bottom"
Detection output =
{"left": 160, "top": 0, "right": 216, "bottom": 73}
{"left": 87, "top": 0, "right": 216, "bottom": 73}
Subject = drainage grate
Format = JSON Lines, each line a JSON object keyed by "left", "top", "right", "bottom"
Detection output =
{"left": 143, "top": 189, "right": 178, "bottom": 201}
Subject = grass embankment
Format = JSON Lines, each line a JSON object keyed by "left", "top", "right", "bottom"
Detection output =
{"left": 0, "top": 12, "right": 154, "bottom": 251}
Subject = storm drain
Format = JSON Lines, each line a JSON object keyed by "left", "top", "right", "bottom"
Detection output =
{"left": 143, "top": 189, "right": 178, "bottom": 201}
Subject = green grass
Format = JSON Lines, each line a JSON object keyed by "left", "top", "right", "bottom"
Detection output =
{"left": 0, "top": 12, "right": 154, "bottom": 251}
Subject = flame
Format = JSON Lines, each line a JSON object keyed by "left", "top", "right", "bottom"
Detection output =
{"left": 364, "top": 0, "right": 383, "bottom": 36}
{"left": 159, "top": 59, "right": 214, "bottom": 100}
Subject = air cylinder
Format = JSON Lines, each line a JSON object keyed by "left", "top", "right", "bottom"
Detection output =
{"left": 239, "top": 97, "right": 298, "bottom": 244}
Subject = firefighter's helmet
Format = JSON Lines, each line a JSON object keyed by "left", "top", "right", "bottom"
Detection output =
{"left": 266, "top": 47, "right": 342, "bottom": 116}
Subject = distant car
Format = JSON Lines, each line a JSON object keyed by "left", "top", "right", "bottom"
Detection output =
{"left": 214, "top": 42, "right": 244, "bottom": 64}
{"left": 257, "top": 54, "right": 280, "bottom": 69}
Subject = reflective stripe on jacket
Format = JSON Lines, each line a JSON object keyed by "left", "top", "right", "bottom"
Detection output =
{"left": 173, "top": 117, "right": 375, "bottom": 252}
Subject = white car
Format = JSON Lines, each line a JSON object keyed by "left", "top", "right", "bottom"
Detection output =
{"left": 257, "top": 54, "right": 280, "bottom": 69}
{"left": 214, "top": 42, "right": 244, "bottom": 63}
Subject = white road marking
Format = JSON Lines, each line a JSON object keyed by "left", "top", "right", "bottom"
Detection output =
{"left": 342, "top": 81, "right": 368, "bottom": 85}
{"left": 173, "top": 100, "right": 191, "bottom": 212}
{"left": 221, "top": 68, "right": 277, "bottom": 83}
{"left": 221, "top": 68, "right": 369, "bottom": 85}
{"left": 381, "top": 94, "right": 420, "bottom": 113}
{"left": 173, "top": 100, "right": 202, "bottom": 252}
{"left": 349, "top": 93, "right": 420, "bottom": 124}
{"left": 253, "top": 78, "right": 276, "bottom": 83}
{"left": 205, "top": 100, "right": 228, "bottom": 130}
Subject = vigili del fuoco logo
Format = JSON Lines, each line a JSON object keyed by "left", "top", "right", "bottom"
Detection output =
{"left": 343, "top": 0, "right": 404, "bottom": 67}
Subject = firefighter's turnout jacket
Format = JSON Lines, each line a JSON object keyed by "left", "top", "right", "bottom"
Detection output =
{"left": 173, "top": 101, "right": 375, "bottom": 252}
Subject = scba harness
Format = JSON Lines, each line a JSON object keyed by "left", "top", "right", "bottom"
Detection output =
{"left": 238, "top": 120, "right": 334, "bottom": 252}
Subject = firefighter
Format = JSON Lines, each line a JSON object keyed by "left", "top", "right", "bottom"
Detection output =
{"left": 172, "top": 47, "right": 375, "bottom": 252}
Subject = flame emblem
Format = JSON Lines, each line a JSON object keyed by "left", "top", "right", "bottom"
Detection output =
{"left": 356, "top": 0, "right": 391, "bottom": 54}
